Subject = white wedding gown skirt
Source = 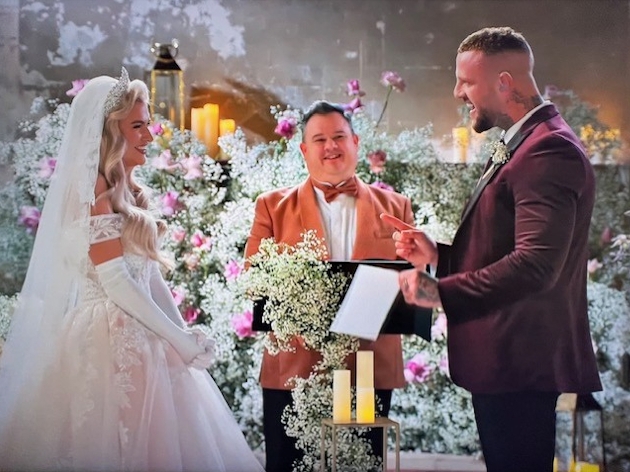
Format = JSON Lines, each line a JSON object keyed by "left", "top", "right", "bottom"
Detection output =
{"left": 0, "top": 254, "right": 264, "bottom": 472}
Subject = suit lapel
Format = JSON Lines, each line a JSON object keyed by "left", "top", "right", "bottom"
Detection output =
{"left": 351, "top": 179, "right": 379, "bottom": 259}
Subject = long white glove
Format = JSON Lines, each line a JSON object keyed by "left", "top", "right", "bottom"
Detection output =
{"left": 149, "top": 262, "right": 186, "bottom": 328}
{"left": 96, "top": 257, "right": 204, "bottom": 365}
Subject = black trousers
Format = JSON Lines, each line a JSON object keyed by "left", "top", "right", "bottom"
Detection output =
{"left": 263, "top": 387, "right": 393, "bottom": 472}
{"left": 472, "top": 391, "right": 560, "bottom": 472}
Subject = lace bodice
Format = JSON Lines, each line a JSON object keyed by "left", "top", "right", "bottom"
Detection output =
{"left": 80, "top": 214, "right": 151, "bottom": 302}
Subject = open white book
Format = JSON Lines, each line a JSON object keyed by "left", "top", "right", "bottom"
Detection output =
{"left": 330, "top": 264, "right": 401, "bottom": 341}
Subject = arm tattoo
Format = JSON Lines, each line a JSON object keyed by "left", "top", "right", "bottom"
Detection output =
{"left": 415, "top": 270, "right": 440, "bottom": 305}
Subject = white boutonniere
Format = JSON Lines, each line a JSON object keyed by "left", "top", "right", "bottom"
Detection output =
{"left": 490, "top": 140, "right": 510, "bottom": 165}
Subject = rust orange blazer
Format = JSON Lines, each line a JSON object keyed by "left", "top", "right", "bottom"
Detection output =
{"left": 245, "top": 176, "right": 414, "bottom": 390}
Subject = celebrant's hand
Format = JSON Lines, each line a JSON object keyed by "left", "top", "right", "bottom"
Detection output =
{"left": 399, "top": 268, "right": 442, "bottom": 309}
{"left": 380, "top": 213, "right": 438, "bottom": 268}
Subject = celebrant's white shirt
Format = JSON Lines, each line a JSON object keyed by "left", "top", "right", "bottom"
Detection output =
{"left": 313, "top": 186, "right": 356, "bottom": 260}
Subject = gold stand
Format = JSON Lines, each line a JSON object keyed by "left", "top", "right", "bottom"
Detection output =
{"left": 320, "top": 417, "right": 400, "bottom": 472}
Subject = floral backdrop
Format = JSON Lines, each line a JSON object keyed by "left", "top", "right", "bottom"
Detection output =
{"left": 0, "top": 76, "right": 629, "bottom": 469}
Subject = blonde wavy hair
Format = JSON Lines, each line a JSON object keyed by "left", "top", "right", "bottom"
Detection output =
{"left": 98, "top": 79, "right": 171, "bottom": 268}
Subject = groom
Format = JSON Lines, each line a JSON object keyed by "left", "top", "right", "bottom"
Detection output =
{"left": 245, "top": 100, "right": 414, "bottom": 472}
{"left": 385, "top": 27, "right": 602, "bottom": 472}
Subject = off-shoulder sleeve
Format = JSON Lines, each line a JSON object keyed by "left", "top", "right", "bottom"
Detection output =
{"left": 89, "top": 214, "right": 124, "bottom": 244}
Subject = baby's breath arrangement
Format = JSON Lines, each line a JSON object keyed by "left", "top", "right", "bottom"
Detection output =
{"left": 240, "top": 231, "right": 377, "bottom": 470}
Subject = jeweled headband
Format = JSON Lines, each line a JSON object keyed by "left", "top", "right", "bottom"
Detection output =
{"left": 103, "top": 67, "right": 130, "bottom": 117}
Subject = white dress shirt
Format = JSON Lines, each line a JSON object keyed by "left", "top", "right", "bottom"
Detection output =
{"left": 312, "top": 186, "right": 357, "bottom": 260}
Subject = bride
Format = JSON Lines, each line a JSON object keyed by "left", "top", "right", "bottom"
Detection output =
{"left": 0, "top": 68, "right": 265, "bottom": 472}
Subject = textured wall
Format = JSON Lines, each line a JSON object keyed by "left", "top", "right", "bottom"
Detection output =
{"left": 0, "top": 0, "right": 629, "bottom": 144}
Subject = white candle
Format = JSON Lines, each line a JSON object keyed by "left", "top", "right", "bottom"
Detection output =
{"left": 356, "top": 387, "right": 375, "bottom": 423}
{"left": 356, "top": 350, "right": 374, "bottom": 389}
{"left": 332, "top": 370, "right": 351, "bottom": 423}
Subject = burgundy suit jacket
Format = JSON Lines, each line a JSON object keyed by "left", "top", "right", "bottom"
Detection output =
{"left": 245, "top": 176, "right": 414, "bottom": 390}
{"left": 437, "top": 104, "right": 602, "bottom": 394}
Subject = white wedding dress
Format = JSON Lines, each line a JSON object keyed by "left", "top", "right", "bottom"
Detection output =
{"left": 0, "top": 214, "right": 264, "bottom": 472}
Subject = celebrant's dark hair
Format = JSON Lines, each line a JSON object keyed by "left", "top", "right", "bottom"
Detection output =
{"left": 301, "top": 100, "right": 355, "bottom": 140}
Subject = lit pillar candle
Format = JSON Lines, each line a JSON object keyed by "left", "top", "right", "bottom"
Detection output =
{"left": 332, "top": 370, "right": 351, "bottom": 423}
{"left": 356, "top": 351, "right": 374, "bottom": 389}
{"left": 219, "top": 118, "right": 236, "bottom": 137}
{"left": 356, "top": 387, "right": 375, "bottom": 423}
{"left": 190, "top": 107, "right": 205, "bottom": 144}
{"left": 452, "top": 126, "right": 469, "bottom": 163}
{"left": 203, "top": 103, "right": 219, "bottom": 158}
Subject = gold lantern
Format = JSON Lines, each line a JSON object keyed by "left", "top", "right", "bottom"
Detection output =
{"left": 149, "top": 39, "right": 185, "bottom": 130}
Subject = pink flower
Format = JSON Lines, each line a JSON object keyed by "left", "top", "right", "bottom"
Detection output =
{"left": 160, "top": 190, "right": 183, "bottom": 217}
{"left": 152, "top": 150, "right": 176, "bottom": 170}
{"left": 404, "top": 353, "right": 433, "bottom": 384}
{"left": 346, "top": 79, "right": 365, "bottom": 97}
{"left": 370, "top": 181, "right": 394, "bottom": 192}
{"left": 183, "top": 306, "right": 200, "bottom": 323}
{"left": 38, "top": 157, "right": 57, "bottom": 179}
{"left": 274, "top": 118, "right": 297, "bottom": 140}
{"left": 150, "top": 122, "right": 164, "bottom": 136}
{"left": 190, "top": 230, "right": 212, "bottom": 251}
{"left": 367, "top": 149, "right": 387, "bottom": 174}
{"left": 66, "top": 79, "right": 89, "bottom": 97}
{"left": 431, "top": 312, "right": 447, "bottom": 339}
{"left": 587, "top": 258, "right": 603, "bottom": 274}
{"left": 231, "top": 310, "right": 254, "bottom": 339}
{"left": 183, "top": 253, "right": 200, "bottom": 270}
{"left": 18, "top": 206, "right": 41, "bottom": 234}
{"left": 171, "top": 287, "right": 187, "bottom": 306}
{"left": 171, "top": 226, "right": 187, "bottom": 243}
{"left": 342, "top": 97, "right": 363, "bottom": 114}
{"left": 224, "top": 260, "right": 243, "bottom": 281}
{"left": 381, "top": 71, "right": 406, "bottom": 92}
{"left": 181, "top": 155, "right": 203, "bottom": 180}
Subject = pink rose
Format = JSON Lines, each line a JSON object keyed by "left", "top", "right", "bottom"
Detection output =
{"left": 367, "top": 149, "right": 387, "bottom": 174}
{"left": 171, "top": 226, "right": 187, "bottom": 243}
{"left": 380, "top": 71, "right": 406, "bottom": 92}
{"left": 231, "top": 310, "right": 254, "bottom": 339}
{"left": 38, "top": 157, "right": 57, "bottom": 179}
{"left": 587, "top": 258, "right": 603, "bottom": 274}
{"left": 346, "top": 79, "right": 365, "bottom": 97}
{"left": 66, "top": 79, "right": 89, "bottom": 97}
{"left": 152, "top": 150, "right": 176, "bottom": 170}
{"left": 171, "top": 287, "right": 187, "bottom": 306}
{"left": 18, "top": 206, "right": 41, "bottom": 234}
{"left": 160, "top": 190, "right": 183, "bottom": 217}
{"left": 404, "top": 353, "right": 433, "bottom": 384}
{"left": 190, "top": 230, "right": 212, "bottom": 251}
{"left": 150, "top": 122, "right": 164, "bottom": 136}
{"left": 431, "top": 311, "right": 447, "bottom": 339}
{"left": 183, "top": 253, "right": 200, "bottom": 270}
{"left": 274, "top": 118, "right": 297, "bottom": 140}
{"left": 224, "top": 260, "right": 243, "bottom": 281}
{"left": 183, "top": 306, "right": 200, "bottom": 323}
{"left": 181, "top": 155, "right": 203, "bottom": 180}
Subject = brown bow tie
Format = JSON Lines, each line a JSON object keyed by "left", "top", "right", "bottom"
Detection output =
{"left": 311, "top": 177, "right": 359, "bottom": 203}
